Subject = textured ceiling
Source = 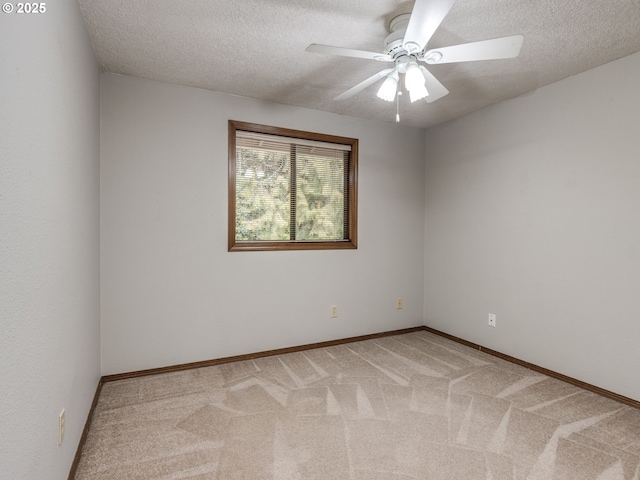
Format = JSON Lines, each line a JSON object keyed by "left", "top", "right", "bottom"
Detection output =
{"left": 78, "top": 0, "right": 640, "bottom": 128}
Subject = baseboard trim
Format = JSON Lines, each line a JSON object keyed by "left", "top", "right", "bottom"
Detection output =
{"left": 68, "top": 378, "right": 104, "bottom": 480}
{"left": 69, "top": 326, "right": 423, "bottom": 477}
{"left": 101, "top": 324, "right": 639, "bottom": 409}
{"left": 421, "top": 325, "right": 640, "bottom": 410}
{"left": 70, "top": 323, "right": 637, "bottom": 478}
{"left": 102, "top": 326, "right": 426, "bottom": 383}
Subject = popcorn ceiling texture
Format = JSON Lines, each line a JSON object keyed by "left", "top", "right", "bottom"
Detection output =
{"left": 77, "top": 0, "right": 640, "bottom": 128}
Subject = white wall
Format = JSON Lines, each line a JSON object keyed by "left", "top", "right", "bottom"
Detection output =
{"left": 100, "top": 73, "right": 425, "bottom": 375}
{"left": 0, "top": 2, "right": 101, "bottom": 478}
{"left": 424, "top": 53, "right": 640, "bottom": 401}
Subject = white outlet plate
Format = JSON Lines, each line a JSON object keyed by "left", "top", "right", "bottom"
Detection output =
{"left": 488, "top": 313, "right": 496, "bottom": 327}
{"left": 58, "top": 409, "right": 65, "bottom": 445}
{"left": 396, "top": 298, "right": 403, "bottom": 310}
{"left": 330, "top": 305, "right": 337, "bottom": 318}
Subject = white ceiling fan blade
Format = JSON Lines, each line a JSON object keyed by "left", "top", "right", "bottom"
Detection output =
{"left": 421, "top": 35, "right": 524, "bottom": 64}
{"left": 403, "top": 0, "right": 457, "bottom": 54}
{"left": 334, "top": 68, "right": 395, "bottom": 100}
{"left": 306, "top": 44, "right": 392, "bottom": 62}
{"left": 419, "top": 66, "right": 449, "bottom": 103}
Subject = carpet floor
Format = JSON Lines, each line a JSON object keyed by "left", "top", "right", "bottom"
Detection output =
{"left": 74, "top": 330, "right": 640, "bottom": 479}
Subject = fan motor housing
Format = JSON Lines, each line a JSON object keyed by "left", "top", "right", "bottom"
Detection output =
{"left": 384, "top": 14, "right": 412, "bottom": 59}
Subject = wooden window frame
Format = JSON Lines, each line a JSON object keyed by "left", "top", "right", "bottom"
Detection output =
{"left": 228, "top": 120, "right": 358, "bottom": 251}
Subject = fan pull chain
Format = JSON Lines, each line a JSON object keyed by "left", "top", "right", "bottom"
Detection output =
{"left": 395, "top": 91, "right": 402, "bottom": 123}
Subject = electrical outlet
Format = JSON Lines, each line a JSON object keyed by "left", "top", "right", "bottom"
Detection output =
{"left": 396, "top": 298, "right": 403, "bottom": 310}
{"left": 488, "top": 313, "right": 497, "bottom": 328}
{"left": 331, "top": 305, "right": 338, "bottom": 318}
{"left": 58, "top": 409, "right": 65, "bottom": 445}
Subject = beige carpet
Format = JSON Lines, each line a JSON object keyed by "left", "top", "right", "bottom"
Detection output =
{"left": 74, "top": 331, "right": 640, "bottom": 479}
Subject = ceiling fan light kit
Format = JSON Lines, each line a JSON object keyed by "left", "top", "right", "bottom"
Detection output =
{"left": 404, "top": 61, "right": 428, "bottom": 101}
{"left": 305, "top": 0, "right": 524, "bottom": 115}
{"left": 409, "top": 83, "right": 429, "bottom": 103}
{"left": 404, "top": 62, "right": 423, "bottom": 88}
{"left": 376, "top": 71, "right": 399, "bottom": 102}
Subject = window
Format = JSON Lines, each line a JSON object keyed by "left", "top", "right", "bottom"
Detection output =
{"left": 229, "top": 120, "right": 358, "bottom": 251}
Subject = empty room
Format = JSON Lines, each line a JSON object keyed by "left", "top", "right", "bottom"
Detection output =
{"left": 2, "top": 0, "right": 639, "bottom": 479}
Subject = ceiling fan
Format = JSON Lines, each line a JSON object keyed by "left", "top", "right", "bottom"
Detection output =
{"left": 306, "top": 0, "right": 524, "bottom": 106}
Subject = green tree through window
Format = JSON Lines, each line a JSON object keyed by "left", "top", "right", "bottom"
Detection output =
{"left": 235, "top": 147, "right": 291, "bottom": 241}
{"left": 229, "top": 121, "right": 358, "bottom": 251}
